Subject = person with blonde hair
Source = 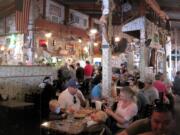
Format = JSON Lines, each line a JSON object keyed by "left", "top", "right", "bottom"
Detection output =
{"left": 105, "top": 86, "right": 138, "bottom": 134}
{"left": 49, "top": 99, "right": 67, "bottom": 120}
{"left": 49, "top": 99, "right": 61, "bottom": 113}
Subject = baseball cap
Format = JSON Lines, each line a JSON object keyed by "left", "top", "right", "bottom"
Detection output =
{"left": 66, "top": 79, "right": 79, "bottom": 88}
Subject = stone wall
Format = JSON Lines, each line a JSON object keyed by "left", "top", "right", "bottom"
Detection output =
{"left": 0, "top": 66, "right": 56, "bottom": 100}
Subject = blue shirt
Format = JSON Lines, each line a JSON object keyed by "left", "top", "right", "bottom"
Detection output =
{"left": 91, "top": 83, "right": 102, "bottom": 100}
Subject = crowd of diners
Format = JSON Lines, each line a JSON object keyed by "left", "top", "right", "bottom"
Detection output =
{"left": 39, "top": 60, "right": 180, "bottom": 135}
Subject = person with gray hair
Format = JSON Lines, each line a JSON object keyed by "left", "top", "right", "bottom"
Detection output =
{"left": 141, "top": 78, "right": 159, "bottom": 104}
{"left": 105, "top": 86, "right": 138, "bottom": 134}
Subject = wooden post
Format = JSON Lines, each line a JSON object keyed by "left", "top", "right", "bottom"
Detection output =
{"left": 100, "top": 0, "right": 112, "bottom": 97}
{"left": 163, "top": 32, "right": 167, "bottom": 78}
{"left": 139, "top": 28, "right": 146, "bottom": 81}
{"left": 27, "top": 0, "right": 35, "bottom": 64}
{"left": 175, "top": 29, "right": 178, "bottom": 73}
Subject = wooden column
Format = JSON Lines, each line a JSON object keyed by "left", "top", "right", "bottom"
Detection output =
{"left": 168, "top": 37, "right": 172, "bottom": 80}
{"left": 100, "top": 0, "right": 112, "bottom": 97}
{"left": 139, "top": 28, "right": 146, "bottom": 81}
{"left": 127, "top": 51, "right": 134, "bottom": 71}
{"left": 27, "top": 0, "right": 35, "bottom": 64}
{"left": 163, "top": 33, "right": 167, "bottom": 78}
{"left": 175, "top": 29, "right": 178, "bottom": 73}
{"left": 139, "top": 1, "right": 147, "bottom": 81}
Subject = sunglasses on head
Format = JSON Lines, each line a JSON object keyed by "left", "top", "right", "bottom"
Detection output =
{"left": 73, "top": 96, "right": 77, "bottom": 104}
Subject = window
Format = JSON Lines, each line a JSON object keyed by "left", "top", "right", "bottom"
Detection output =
{"left": 83, "top": 19, "right": 87, "bottom": 27}
{"left": 51, "top": 15, "right": 59, "bottom": 23}
{"left": 70, "top": 13, "right": 79, "bottom": 23}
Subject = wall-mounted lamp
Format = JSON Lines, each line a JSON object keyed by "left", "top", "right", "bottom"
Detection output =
{"left": 84, "top": 46, "right": 88, "bottom": 53}
{"left": 78, "top": 38, "right": 82, "bottom": 43}
{"left": 115, "top": 36, "right": 120, "bottom": 42}
{"left": 0, "top": 46, "right": 5, "bottom": 51}
{"left": 94, "top": 42, "right": 98, "bottom": 47}
{"left": 45, "top": 33, "right": 52, "bottom": 38}
{"left": 90, "top": 28, "right": 98, "bottom": 35}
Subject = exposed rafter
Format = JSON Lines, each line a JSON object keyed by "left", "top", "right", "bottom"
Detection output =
{"left": 145, "top": 0, "right": 169, "bottom": 20}
{"left": 59, "top": 0, "right": 97, "bottom": 5}
{"left": 162, "top": 7, "right": 180, "bottom": 12}
{"left": 170, "top": 18, "right": 180, "bottom": 22}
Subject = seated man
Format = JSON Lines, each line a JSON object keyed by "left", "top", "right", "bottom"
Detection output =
{"left": 117, "top": 101, "right": 177, "bottom": 135}
{"left": 91, "top": 82, "right": 103, "bottom": 101}
{"left": 58, "top": 79, "right": 86, "bottom": 112}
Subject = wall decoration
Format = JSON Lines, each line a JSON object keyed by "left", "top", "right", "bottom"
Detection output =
{"left": 34, "top": 0, "right": 44, "bottom": 19}
{"left": 69, "top": 9, "right": 89, "bottom": 29}
{"left": 92, "top": 18, "right": 101, "bottom": 31}
{"left": 46, "top": 0, "right": 65, "bottom": 24}
{"left": 65, "top": 43, "right": 75, "bottom": 55}
{"left": 6, "top": 14, "right": 16, "bottom": 34}
{"left": 0, "top": 18, "right": 5, "bottom": 35}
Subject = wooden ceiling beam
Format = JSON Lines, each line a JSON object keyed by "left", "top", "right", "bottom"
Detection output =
{"left": 0, "top": 0, "right": 15, "bottom": 10}
{"left": 169, "top": 18, "right": 180, "bottom": 22}
{"left": 77, "top": 10, "right": 101, "bottom": 14}
{"left": 0, "top": 0, "right": 15, "bottom": 8}
{"left": 68, "top": 4, "right": 101, "bottom": 9}
{"left": 59, "top": 0, "right": 97, "bottom": 5}
{"left": 145, "top": 0, "right": 169, "bottom": 20}
{"left": 161, "top": 7, "right": 180, "bottom": 12}
{"left": 0, "top": 0, "right": 16, "bottom": 18}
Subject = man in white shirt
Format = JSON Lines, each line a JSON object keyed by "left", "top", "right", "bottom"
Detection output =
{"left": 58, "top": 79, "right": 86, "bottom": 112}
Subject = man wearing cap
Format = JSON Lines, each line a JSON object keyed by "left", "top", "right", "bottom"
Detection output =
{"left": 58, "top": 79, "right": 86, "bottom": 112}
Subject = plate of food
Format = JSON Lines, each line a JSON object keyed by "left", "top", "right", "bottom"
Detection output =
{"left": 73, "top": 113, "right": 87, "bottom": 119}
{"left": 73, "top": 109, "right": 94, "bottom": 119}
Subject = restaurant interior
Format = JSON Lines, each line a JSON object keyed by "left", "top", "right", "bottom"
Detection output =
{"left": 0, "top": 0, "right": 180, "bottom": 135}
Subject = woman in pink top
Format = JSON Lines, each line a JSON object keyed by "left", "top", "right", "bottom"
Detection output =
{"left": 105, "top": 86, "right": 138, "bottom": 134}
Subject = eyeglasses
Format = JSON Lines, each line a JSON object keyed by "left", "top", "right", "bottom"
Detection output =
{"left": 73, "top": 96, "right": 77, "bottom": 104}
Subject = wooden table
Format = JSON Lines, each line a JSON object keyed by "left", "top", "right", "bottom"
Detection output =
{"left": 0, "top": 100, "right": 35, "bottom": 135}
{"left": 41, "top": 108, "right": 97, "bottom": 134}
{"left": 0, "top": 100, "right": 34, "bottom": 109}
{"left": 41, "top": 118, "right": 87, "bottom": 134}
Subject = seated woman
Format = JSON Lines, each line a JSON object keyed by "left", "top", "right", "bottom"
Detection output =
{"left": 105, "top": 86, "right": 138, "bottom": 134}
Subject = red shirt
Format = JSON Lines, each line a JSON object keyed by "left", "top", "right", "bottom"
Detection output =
{"left": 153, "top": 80, "right": 167, "bottom": 93}
{"left": 84, "top": 64, "right": 93, "bottom": 77}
